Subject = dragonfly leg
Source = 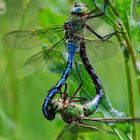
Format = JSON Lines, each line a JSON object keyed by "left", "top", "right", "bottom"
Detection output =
{"left": 69, "top": 96, "right": 87, "bottom": 102}
{"left": 74, "top": 121, "right": 114, "bottom": 134}
{"left": 85, "top": 24, "right": 123, "bottom": 41}
{"left": 58, "top": 81, "right": 87, "bottom": 103}
{"left": 59, "top": 83, "right": 68, "bottom": 99}
{"left": 59, "top": 86, "right": 63, "bottom": 99}
{"left": 69, "top": 60, "right": 83, "bottom": 103}
{"left": 62, "top": 83, "right": 68, "bottom": 103}
{"left": 56, "top": 82, "right": 86, "bottom": 103}
{"left": 56, "top": 83, "right": 68, "bottom": 101}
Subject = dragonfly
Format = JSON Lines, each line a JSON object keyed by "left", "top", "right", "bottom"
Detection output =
{"left": 2, "top": 1, "right": 120, "bottom": 120}
{"left": 47, "top": 84, "right": 140, "bottom": 140}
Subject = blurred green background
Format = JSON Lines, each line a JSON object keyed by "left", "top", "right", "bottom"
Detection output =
{"left": 0, "top": 0, "right": 140, "bottom": 140}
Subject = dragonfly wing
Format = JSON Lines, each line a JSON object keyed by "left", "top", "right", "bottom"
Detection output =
{"left": 3, "top": 30, "right": 41, "bottom": 49}
{"left": 24, "top": 45, "right": 66, "bottom": 74}
{"left": 55, "top": 124, "right": 70, "bottom": 140}
{"left": 81, "top": 18, "right": 118, "bottom": 63}
{"left": 55, "top": 123, "right": 78, "bottom": 140}
{"left": 2, "top": 25, "right": 64, "bottom": 49}
{"left": 85, "top": 39, "right": 118, "bottom": 63}
{"left": 75, "top": 121, "right": 114, "bottom": 135}
{"left": 55, "top": 121, "right": 114, "bottom": 140}
{"left": 80, "top": 117, "right": 140, "bottom": 134}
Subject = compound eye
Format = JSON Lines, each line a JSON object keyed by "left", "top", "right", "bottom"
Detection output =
{"left": 53, "top": 103, "right": 59, "bottom": 110}
{"left": 71, "top": 7, "right": 82, "bottom": 14}
{"left": 71, "top": 4, "right": 88, "bottom": 14}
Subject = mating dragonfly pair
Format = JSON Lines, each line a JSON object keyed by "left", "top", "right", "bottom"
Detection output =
{"left": 3, "top": 0, "right": 140, "bottom": 139}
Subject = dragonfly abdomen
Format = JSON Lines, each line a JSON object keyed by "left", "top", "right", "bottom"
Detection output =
{"left": 42, "top": 42, "right": 78, "bottom": 120}
{"left": 80, "top": 39, "right": 104, "bottom": 110}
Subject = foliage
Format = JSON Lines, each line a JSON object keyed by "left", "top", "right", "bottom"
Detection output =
{"left": 0, "top": 0, "right": 140, "bottom": 140}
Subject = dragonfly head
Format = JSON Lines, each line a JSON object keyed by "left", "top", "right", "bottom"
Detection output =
{"left": 45, "top": 98, "right": 63, "bottom": 120}
{"left": 71, "top": 3, "right": 88, "bottom": 15}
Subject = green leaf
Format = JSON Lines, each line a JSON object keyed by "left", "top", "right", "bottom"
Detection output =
{"left": 45, "top": 50, "right": 66, "bottom": 74}
{"left": 38, "top": 7, "right": 66, "bottom": 26}
{"left": 114, "top": 0, "right": 132, "bottom": 38}
{"left": 81, "top": 0, "right": 117, "bottom": 26}
{"left": 45, "top": 51, "right": 132, "bottom": 136}
{"left": 70, "top": 63, "right": 133, "bottom": 137}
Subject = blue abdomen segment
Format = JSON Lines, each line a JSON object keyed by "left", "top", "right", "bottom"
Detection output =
{"left": 42, "top": 42, "right": 77, "bottom": 120}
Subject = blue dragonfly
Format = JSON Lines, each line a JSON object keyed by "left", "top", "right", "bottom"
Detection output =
{"left": 3, "top": 1, "right": 120, "bottom": 121}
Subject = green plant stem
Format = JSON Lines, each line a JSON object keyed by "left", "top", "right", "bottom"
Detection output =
{"left": 105, "top": 0, "right": 139, "bottom": 139}
{"left": 124, "top": 33, "right": 140, "bottom": 96}
{"left": 125, "top": 59, "right": 138, "bottom": 140}
{"left": 124, "top": 34, "right": 137, "bottom": 71}
{"left": 114, "top": 32, "right": 138, "bottom": 140}
{"left": 119, "top": 25, "right": 140, "bottom": 93}
{"left": 114, "top": 31, "right": 138, "bottom": 140}
{"left": 107, "top": 1, "right": 138, "bottom": 71}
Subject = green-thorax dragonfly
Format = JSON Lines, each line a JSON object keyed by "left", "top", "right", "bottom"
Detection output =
{"left": 2, "top": 1, "right": 120, "bottom": 120}
{"left": 48, "top": 84, "right": 140, "bottom": 140}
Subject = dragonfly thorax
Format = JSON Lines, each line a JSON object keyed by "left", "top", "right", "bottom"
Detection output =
{"left": 64, "top": 4, "right": 88, "bottom": 42}
{"left": 64, "top": 19, "right": 84, "bottom": 43}
{"left": 48, "top": 98, "right": 84, "bottom": 123}
{"left": 60, "top": 103, "right": 85, "bottom": 123}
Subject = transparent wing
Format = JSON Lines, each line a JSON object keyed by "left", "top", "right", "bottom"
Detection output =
{"left": 81, "top": 16, "right": 118, "bottom": 63}
{"left": 2, "top": 25, "right": 64, "bottom": 49}
{"left": 85, "top": 39, "right": 118, "bottom": 63}
{"left": 80, "top": 117, "right": 140, "bottom": 136}
{"left": 75, "top": 122, "right": 114, "bottom": 134}
{"left": 55, "top": 121, "right": 114, "bottom": 140}
{"left": 55, "top": 117, "right": 140, "bottom": 140}
{"left": 72, "top": 30, "right": 118, "bottom": 64}
{"left": 2, "top": 25, "right": 67, "bottom": 74}
{"left": 55, "top": 123, "right": 78, "bottom": 140}
{"left": 24, "top": 39, "right": 66, "bottom": 73}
